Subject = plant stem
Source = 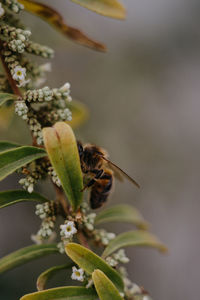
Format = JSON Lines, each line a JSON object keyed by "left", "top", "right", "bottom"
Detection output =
{"left": 53, "top": 183, "right": 69, "bottom": 216}
{"left": 77, "top": 231, "right": 89, "bottom": 248}
{"left": 1, "top": 40, "right": 88, "bottom": 249}
{"left": 0, "top": 39, "right": 70, "bottom": 221}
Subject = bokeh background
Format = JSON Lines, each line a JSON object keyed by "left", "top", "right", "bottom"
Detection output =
{"left": 1, "top": 0, "right": 200, "bottom": 299}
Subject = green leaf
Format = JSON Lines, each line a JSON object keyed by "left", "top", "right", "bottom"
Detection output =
{"left": 0, "top": 146, "right": 46, "bottom": 181}
{"left": 95, "top": 204, "right": 149, "bottom": 229}
{"left": 70, "top": 0, "right": 126, "bottom": 19}
{"left": 0, "top": 141, "right": 21, "bottom": 153}
{"left": 19, "top": 0, "right": 106, "bottom": 52}
{"left": 20, "top": 287, "right": 97, "bottom": 300}
{"left": 37, "top": 263, "right": 73, "bottom": 291}
{"left": 0, "top": 93, "right": 17, "bottom": 106}
{"left": 102, "top": 230, "right": 168, "bottom": 258}
{"left": 0, "top": 244, "right": 59, "bottom": 274}
{"left": 0, "top": 190, "right": 48, "bottom": 208}
{"left": 43, "top": 122, "right": 83, "bottom": 211}
{"left": 65, "top": 243, "right": 124, "bottom": 292}
{"left": 92, "top": 269, "right": 123, "bottom": 300}
{"left": 66, "top": 100, "right": 89, "bottom": 129}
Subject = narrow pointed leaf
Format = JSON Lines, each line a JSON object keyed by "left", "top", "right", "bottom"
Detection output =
{"left": 70, "top": 0, "right": 126, "bottom": 19}
{"left": 0, "top": 141, "right": 21, "bottom": 153}
{"left": 66, "top": 100, "right": 89, "bottom": 129}
{"left": 102, "top": 230, "right": 168, "bottom": 258}
{"left": 65, "top": 243, "right": 124, "bottom": 292}
{"left": 20, "top": 286, "right": 97, "bottom": 300}
{"left": 43, "top": 122, "right": 83, "bottom": 211}
{"left": 0, "top": 190, "right": 48, "bottom": 208}
{"left": 37, "top": 263, "right": 73, "bottom": 291}
{"left": 0, "top": 93, "right": 17, "bottom": 106}
{"left": 95, "top": 204, "right": 149, "bottom": 229}
{"left": 19, "top": 0, "right": 106, "bottom": 52}
{"left": 0, "top": 146, "right": 46, "bottom": 181}
{"left": 0, "top": 244, "right": 59, "bottom": 274}
{"left": 92, "top": 269, "right": 123, "bottom": 300}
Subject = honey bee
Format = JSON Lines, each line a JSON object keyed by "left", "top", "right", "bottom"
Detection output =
{"left": 77, "top": 141, "right": 140, "bottom": 209}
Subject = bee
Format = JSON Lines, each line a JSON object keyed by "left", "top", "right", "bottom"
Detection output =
{"left": 77, "top": 141, "right": 140, "bottom": 209}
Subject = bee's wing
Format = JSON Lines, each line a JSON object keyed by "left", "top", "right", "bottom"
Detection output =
{"left": 102, "top": 157, "right": 140, "bottom": 188}
{"left": 106, "top": 161, "right": 124, "bottom": 182}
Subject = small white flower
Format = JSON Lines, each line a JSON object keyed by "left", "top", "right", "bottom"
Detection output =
{"left": 60, "top": 221, "right": 77, "bottom": 238}
{"left": 0, "top": 3, "right": 5, "bottom": 17}
{"left": 71, "top": 266, "right": 84, "bottom": 282}
{"left": 57, "top": 241, "right": 65, "bottom": 254}
{"left": 12, "top": 66, "right": 26, "bottom": 81}
{"left": 27, "top": 184, "right": 34, "bottom": 193}
{"left": 60, "top": 82, "right": 70, "bottom": 92}
{"left": 31, "top": 234, "right": 42, "bottom": 245}
{"left": 106, "top": 232, "right": 116, "bottom": 240}
{"left": 40, "top": 63, "right": 51, "bottom": 72}
{"left": 129, "top": 283, "right": 141, "bottom": 295}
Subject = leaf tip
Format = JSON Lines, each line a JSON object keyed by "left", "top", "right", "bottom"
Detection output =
{"left": 159, "top": 245, "right": 169, "bottom": 254}
{"left": 138, "top": 222, "right": 150, "bottom": 230}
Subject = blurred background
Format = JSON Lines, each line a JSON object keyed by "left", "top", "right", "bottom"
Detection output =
{"left": 1, "top": 0, "right": 200, "bottom": 299}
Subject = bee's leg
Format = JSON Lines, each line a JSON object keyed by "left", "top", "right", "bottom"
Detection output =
{"left": 81, "top": 169, "right": 104, "bottom": 192}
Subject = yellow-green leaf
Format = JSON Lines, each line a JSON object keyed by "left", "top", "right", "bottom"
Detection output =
{"left": 92, "top": 269, "right": 123, "bottom": 300}
{"left": 19, "top": 0, "right": 106, "bottom": 52}
{"left": 70, "top": 0, "right": 126, "bottom": 19}
{"left": 20, "top": 286, "right": 97, "bottom": 300}
{"left": 0, "top": 244, "right": 58, "bottom": 274}
{"left": 102, "top": 230, "right": 168, "bottom": 258}
{"left": 43, "top": 122, "right": 83, "bottom": 211}
{"left": 95, "top": 204, "right": 149, "bottom": 229}
{"left": 0, "top": 93, "right": 17, "bottom": 106}
{"left": 66, "top": 100, "right": 89, "bottom": 129}
{"left": 0, "top": 190, "right": 48, "bottom": 208}
{"left": 65, "top": 243, "right": 124, "bottom": 292}
{"left": 37, "top": 263, "right": 73, "bottom": 291}
{"left": 0, "top": 146, "right": 46, "bottom": 181}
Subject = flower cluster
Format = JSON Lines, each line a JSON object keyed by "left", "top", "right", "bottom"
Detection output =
{"left": 2, "top": 0, "right": 24, "bottom": 13}
{"left": 106, "top": 249, "right": 129, "bottom": 267}
{"left": 0, "top": 2, "right": 73, "bottom": 145}
{"left": 32, "top": 201, "right": 57, "bottom": 243}
{"left": 35, "top": 202, "right": 51, "bottom": 220}
{"left": 48, "top": 166, "right": 61, "bottom": 187}
{"left": 37, "top": 217, "right": 55, "bottom": 238}
{"left": 119, "top": 267, "right": 152, "bottom": 300}
{"left": 15, "top": 100, "right": 28, "bottom": 120}
{"left": 18, "top": 160, "right": 49, "bottom": 193}
{"left": 19, "top": 82, "right": 72, "bottom": 145}
{"left": 82, "top": 212, "right": 96, "bottom": 231}
{"left": 94, "top": 229, "right": 116, "bottom": 246}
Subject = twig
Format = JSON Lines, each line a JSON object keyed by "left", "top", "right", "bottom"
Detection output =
{"left": 54, "top": 183, "right": 69, "bottom": 216}
{"left": 0, "top": 38, "right": 70, "bottom": 221}
{"left": 77, "top": 230, "right": 90, "bottom": 248}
